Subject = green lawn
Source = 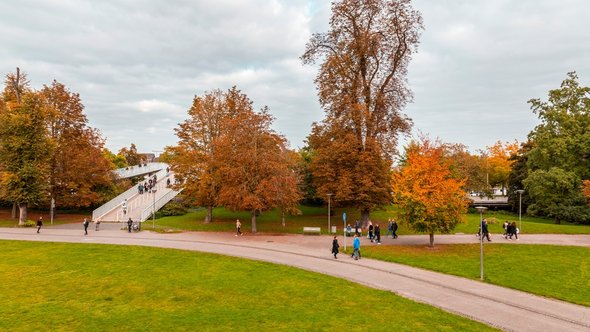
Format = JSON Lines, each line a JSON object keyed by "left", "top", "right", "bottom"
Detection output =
{"left": 357, "top": 244, "right": 590, "bottom": 306}
{"left": 146, "top": 205, "right": 590, "bottom": 235}
{"left": 0, "top": 240, "right": 496, "bottom": 331}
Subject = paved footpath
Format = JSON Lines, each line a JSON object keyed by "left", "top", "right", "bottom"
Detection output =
{"left": 1, "top": 226, "right": 589, "bottom": 332}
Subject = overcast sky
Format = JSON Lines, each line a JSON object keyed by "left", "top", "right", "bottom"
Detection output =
{"left": 1, "top": 0, "right": 589, "bottom": 157}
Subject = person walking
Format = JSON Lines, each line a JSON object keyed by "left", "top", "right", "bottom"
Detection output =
{"left": 374, "top": 224, "right": 381, "bottom": 244}
{"left": 352, "top": 233, "right": 361, "bottom": 260}
{"left": 392, "top": 220, "right": 399, "bottom": 239}
{"left": 386, "top": 219, "right": 393, "bottom": 237}
{"left": 481, "top": 218, "right": 491, "bottom": 242}
{"left": 121, "top": 199, "right": 128, "bottom": 216}
{"left": 368, "top": 221, "right": 374, "bottom": 242}
{"left": 511, "top": 221, "right": 519, "bottom": 240}
{"left": 36, "top": 217, "right": 43, "bottom": 234}
{"left": 94, "top": 219, "right": 100, "bottom": 231}
{"left": 127, "top": 218, "right": 133, "bottom": 233}
{"left": 83, "top": 218, "right": 89, "bottom": 235}
{"left": 331, "top": 236, "right": 340, "bottom": 259}
{"left": 502, "top": 221, "right": 509, "bottom": 239}
{"left": 236, "top": 219, "right": 242, "bottom": 236}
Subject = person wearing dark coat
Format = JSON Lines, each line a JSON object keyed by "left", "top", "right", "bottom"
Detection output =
{"left": 83, "top": 218, "right": 89, "bottom": 235}
{"left": 127, "top": 218, "right": 133, "bottom": 233}
{"left": 36, "top": 217, "right": 43, "bottom": 233}
{"left": 392, "top": 220, "right": 398, "bottom": 239}
{"left": 374, "top": 224, "right": 381, "bottom": 244}
{"left": 331, "top": 236, "right": 340, "bottom": 259}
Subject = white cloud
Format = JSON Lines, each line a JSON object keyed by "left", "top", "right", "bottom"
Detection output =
{"left": 0, "top": 0, "right": 589, "bottom": 155}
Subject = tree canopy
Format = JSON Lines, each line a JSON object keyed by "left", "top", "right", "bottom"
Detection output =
{"left": 516, "top": 72, "right": 590, "bottom": 224}
{"left": 302, "top": 0, "right": 423, "bottom": 223}
{"left": 392, "top": 138, "right": 468, "bottom": 247}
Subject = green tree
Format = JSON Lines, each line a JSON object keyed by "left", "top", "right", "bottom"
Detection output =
{"left": 527, "top": 72, "right": 590, "bottom": 178}
{"left": 103, "top": 148, "right": 128, "bottom": 169}
{"left": 523, "top": 168, "right": 590, "bottom": 224}
{"left": 301, "top": 0, "right": 423, "bottom": 225}
{"left": 0, "top": 72, "right": 53, "bottom": 224}
{"left": 521, "top": 72, "right": 590, "bottom": 223}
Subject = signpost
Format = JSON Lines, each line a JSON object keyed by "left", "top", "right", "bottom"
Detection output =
{"left": 343, "top": 212, "right": 347, "bottom": 250}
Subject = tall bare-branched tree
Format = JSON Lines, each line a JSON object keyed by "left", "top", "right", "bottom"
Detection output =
{"left": 302, "top": 0, "right": 423, "bottom": 223}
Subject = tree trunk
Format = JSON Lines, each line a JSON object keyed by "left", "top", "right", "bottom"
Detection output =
{"left": 204, "top": 206, "right": 213, "bottom": 223}
{"left": 18, "top": 202, "right": 28, "bottom": 226}
{"left": 360, "top": 208, "right": 370, "bottom": 227}
{"left": 11, "top": 202, "right": 17, "bottom": 219}
{"left": 251, "top": 210, "right": 257, "bottom": 233}
{"left": 429, "top": 233, "right": 434, "bottom": 248}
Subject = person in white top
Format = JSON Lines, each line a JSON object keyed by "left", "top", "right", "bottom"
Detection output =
{"left": 236, "top": 219, "right": 242, "bottom": 236}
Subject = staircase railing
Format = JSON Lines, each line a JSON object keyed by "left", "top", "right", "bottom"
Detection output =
{"left": 92, "top": 164, "right": 170, "bottom": 221}
{"left": 113, "top": 162, "right": 168, "bottom": 179}
{"left": 140, "top": 188, "right": 183, "bottom": 222}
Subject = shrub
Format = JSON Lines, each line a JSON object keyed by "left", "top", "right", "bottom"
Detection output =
{"left": 156, "top": 201, "right": 188, "bottom": 218}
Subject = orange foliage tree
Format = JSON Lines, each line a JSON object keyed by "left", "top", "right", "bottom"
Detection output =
{"left": 171, "top": 87, "right": 301, "bottom": 230}
{"left": 392, "top": 139, "right": 468, "bottom": 247}
{"left": 169, "top": 88, "right": 244, "bottom": 223}
{"left": 484, "top": 140, "right": 519, "bottom": 194}
{"left": 301, "top": 0, "right": 423, "bottom": 224}
{"left": 213, "top": 104, "right": 301, "bottom": 233}
{"left": 41, "top": 80, "right": 114, "bottom": 208}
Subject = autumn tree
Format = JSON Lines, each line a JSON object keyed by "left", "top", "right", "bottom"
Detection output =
{"left": 301, "top": 0, "right": 423, "bottom": 224}
{"left": 170, "top": 88, "right": 237, "bottom": 223}
{"left": 118, "top": 143, "right": 141, "bottom": 166}
{"left": 40, "top": 80, "right": 114, "bottom": 208}
{"left": 0, "top": 70, "right": 53, "bottom": 224}
{"left": 484, "top": 140, "right": 519, "bottom": 194}
{"left": 270, "top": 149, "right": 303, "bottom": 226}
{"left": 445, "top": 143, "right": 488, "bottom": 195}
{"left": 213, "top": 95, "right": 300, "bottom": 233}
{"left": 392, "top": 139, "right": 468, "bottom": 247}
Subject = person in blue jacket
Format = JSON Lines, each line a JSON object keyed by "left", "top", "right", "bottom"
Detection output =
{"left": 352, "top": 233, "right": 361, "bottom": 260}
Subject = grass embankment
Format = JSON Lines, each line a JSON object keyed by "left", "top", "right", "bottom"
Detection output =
{"left": 146, "top": 205, "right": 590, "bottom": 235}
{"left": 357, "top": 244, "right": 590, "bottom": 307}
{"left": 0, "top": 209, "right": 90, "bottom": 228}
{"left": 0, "top": 240, "right": 495, "bottom": 331}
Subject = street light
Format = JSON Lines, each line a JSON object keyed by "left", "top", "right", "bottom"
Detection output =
{"left": 516, "top": 189, "right": 524, "bottom": 233}
{"left": 152, "top": 188, "right": 158, "bottom": 229}
{"left": 475, "top": 206, "right": 487, "bottom": 281}
{"left": 327, "top": 193, "right": 333, "bottom": 233}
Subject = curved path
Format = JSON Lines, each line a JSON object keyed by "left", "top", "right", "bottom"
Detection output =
{"left": 1, "top": 227, "right": 589, "bottom": 332}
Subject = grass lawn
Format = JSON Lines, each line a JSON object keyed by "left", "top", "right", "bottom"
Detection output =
{"left": 145, "top": 205, "right": 590, "bottom": 235}
{"left": 0, "top": 240, "right": 496, "bottom": 331}
{"left": 357, "top": 244, "right": 590, "bottom": 307}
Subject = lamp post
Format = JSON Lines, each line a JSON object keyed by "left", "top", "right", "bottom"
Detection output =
{"left": 327, "top": 193, "right": 333, "bottom": 233}
{"left": 516, "top": 189, "right": 524, "bottom": 233}
{"left": 475, "top": 206, "right": 487, "bottom": 280}
{"left": 152, "top": 188, "right": 158, "bottom": 229}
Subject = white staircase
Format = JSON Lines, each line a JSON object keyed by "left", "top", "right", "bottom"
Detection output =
{"left": 92, "top": 163, "right": 182, "bottom": 222}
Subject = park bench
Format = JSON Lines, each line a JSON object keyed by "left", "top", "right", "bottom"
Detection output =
{"left": 345, "top": 229, "right": 362, "bottom": 236}
{"left": 303, "top": 227, "right": 321, "bottom": 234}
